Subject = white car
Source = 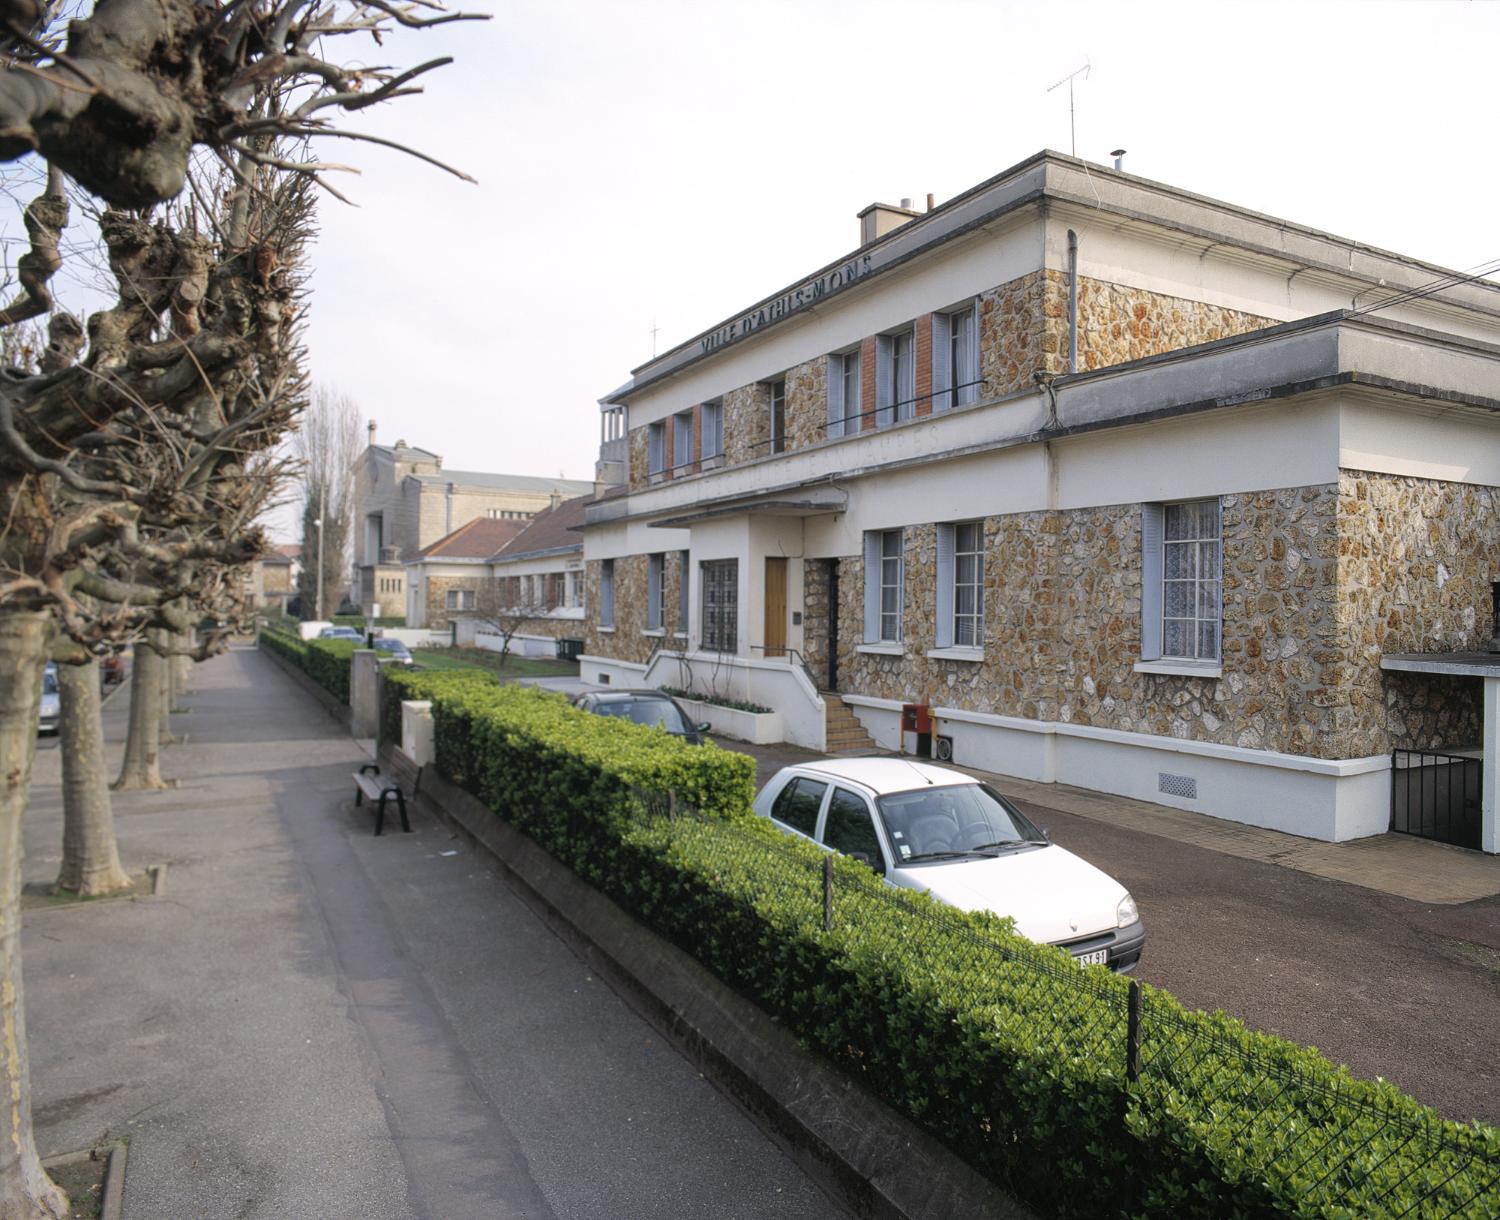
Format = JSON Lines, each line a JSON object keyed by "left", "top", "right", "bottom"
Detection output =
{"left": 37, "top": 662, "right": 60, "bottom": 735}
{"left": 753, "top": 758, "right": 1145, "bottom": 971}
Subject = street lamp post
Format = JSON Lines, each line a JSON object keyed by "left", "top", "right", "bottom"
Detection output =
{"left": 314, "top": 481, "right": 326, "bottom": 621}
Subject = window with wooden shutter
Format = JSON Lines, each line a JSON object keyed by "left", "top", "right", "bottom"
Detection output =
{"left": 931, "top": 313, "right": 952, "bottom": 412}
{"left": 934, "top": 524, "right": 955, "bottom": 648}
{"left": 647, "top": 553, "right": 664, "bottom": 630}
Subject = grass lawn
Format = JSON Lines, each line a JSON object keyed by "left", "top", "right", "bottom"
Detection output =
{"left": 411, "top": 647, "right": 579, "bottom": 680}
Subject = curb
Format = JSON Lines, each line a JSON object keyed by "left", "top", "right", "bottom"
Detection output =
{"left": 43, "top": 1139, "right": 127, "bottom": 1220}
{"left": 395, "top": 748, "right": 1036, "bottom": 1220}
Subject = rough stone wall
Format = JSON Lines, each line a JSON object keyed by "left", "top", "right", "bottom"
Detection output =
{"left": 724, "top": 383, "right": 770, "bottom": 466}
{"left": 1339, "top": 472, "right": 1499, "bottom": 754}
{"left": 423, "top": 573, "right": 484, "bottom": 629}
{"left": 801, "top": 559, "right": 830, "bottom": 686}
{"left": 1065, "top": 274, "right": 1279, "bottom": 372}
{"left": 584, "top": 555, "right": 653, "bottom": 664}
{"left": 978, "top": 271, "right": 1049, "bottom": 398}
{"left": 782, "top": 357, "right": 827, "bottom": 452}
{"left": 627, "top": 427, "right": 650, "bottom": 491}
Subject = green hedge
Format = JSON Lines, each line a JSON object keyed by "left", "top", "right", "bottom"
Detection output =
{"left": 333, "top": 614, "right": 405, "bottom": 627}
{"left": 379, "top": 667, "right": 498, "bottom": 748}
{"left": 258, "top": 628, "right": 355, "bottom": 704}
{"left": 410, "top": 677, "right": 1498, "bottom": 1219}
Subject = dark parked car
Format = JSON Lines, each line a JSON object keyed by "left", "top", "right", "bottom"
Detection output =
{"left": 572, "top": 690, "right": 711, "bottom": 745}
{"left": 373, "top": 638, "right": 414, "bottom": 666}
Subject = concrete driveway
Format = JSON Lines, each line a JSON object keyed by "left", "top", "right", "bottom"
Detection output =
{"left": 724, "top": 739, "right": 1500, "bottom": 1126}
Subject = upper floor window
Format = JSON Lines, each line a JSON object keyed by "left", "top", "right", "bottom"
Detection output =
{"left": 672, "top": 411, "right": 694, "bottom": 475}
{"left": 701, "top": 400, "right": 724, "bottom": 460}
{"left": 876, "top": 327, "right": 915, "bottom": 426}
{"left": 599, "top": 559, "right": 615, "bottom": 628}
{"left": 934, "top": 304, "right": 979, "bottom": 410}
{"left": 862, "top": 529, "right": 904, "bottom": 644}
{"left": 1142, "top": 500, "right": 1221, "bottom": 662}
{"left": 769, "top": 378, "right": 787, "bottom": 454}
{"left": 826, "top": 349, "right": 861, "bottom": 439}
{"left": 646, "top": 422, "right": 665, "bottom": 482}
{"left": 701, "top": 559, "right": 738, "bottom": 652}
{"left": 935, "top": 520, "right": 985, "bottom": 650}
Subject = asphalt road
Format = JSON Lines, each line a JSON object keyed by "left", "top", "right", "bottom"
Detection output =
{"left": 731, "top": 740, "right": 1500, "bottom": 1125}
{"left": 24, "top": 652, "right": 843, "bottom": 1219}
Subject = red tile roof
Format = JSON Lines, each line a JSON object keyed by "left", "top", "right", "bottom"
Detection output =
{"left": 490, "top": 495, "right": 589, "bottom": 561}
{"left": 412, "top": 517, "right": 529, "bottom": 561}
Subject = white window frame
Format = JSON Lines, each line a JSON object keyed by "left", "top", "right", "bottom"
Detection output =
{"left": 646, "top": 553, "right": 665, "bottom": 631}
{"left": 933, "top": 520, "right": 985, "bottom": 653}
{"left": 701, "top": 400, "right": 724, "bottom": 461}
{"left": 647, "top": 421, "right": 665, "bottom": 482}
{"left": 862, "top": 529, "right": 903, "bottom": 644}
{"left": 933, "top": 303, "right": 979, "bottom": 411}
{"left": 827, "top": 348, "right": 862, "bottom": 439}
{"left": 599, "top": 559, "right": 615, "bottom": 629}
{"left": 672, "top": 411, "right": 694, "bottom": 474}
{"left": 875, "top": 326, "right": 915, "bottom": 426}
{"left": 445, "top": 588, "right": 475, "bottom": 612}
{"left": 1140, "top": 500, "right": 1222, "bottom": 665}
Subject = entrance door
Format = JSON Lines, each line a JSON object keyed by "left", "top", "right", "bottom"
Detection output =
{"left": 764, "top": 557, "right": 787, "bottom": 658}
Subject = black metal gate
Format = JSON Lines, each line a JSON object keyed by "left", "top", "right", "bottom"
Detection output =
{"left": 1391, "top": 749, "right": 1482, "bottom": 849}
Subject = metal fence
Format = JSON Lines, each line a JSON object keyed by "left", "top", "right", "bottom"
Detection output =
{"left": 616, "top": 786, "right": 1499, "bottom": 1218}
{"left": 1392, "top": 749, "right": 1482, "bottom": 850}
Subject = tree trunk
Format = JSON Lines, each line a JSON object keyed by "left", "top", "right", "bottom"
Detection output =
{"left": 158, "top": 638, "right": 177, "bottom": 745}
{"left": 0, "top": 611, "right": 72, "bottom": 1218}
{"left": 113, "top": 639, "right": 167, "bottom": 791}
{"left": 55, "top": 660, "right": 132, "bottom": 898}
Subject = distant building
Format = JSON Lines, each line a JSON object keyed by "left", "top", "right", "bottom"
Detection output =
{"left": 402, "top": 517, "right": 528, "bottom": 629}
{"left": 350, "top": 425, "right": 592, "bottom": 612}
{"left": 245, "top": 547, "right": 297, "bottom": 613}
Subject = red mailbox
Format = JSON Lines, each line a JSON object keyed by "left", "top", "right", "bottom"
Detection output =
{"left": 901, "top": 703, "right": 932, "bottom": 735}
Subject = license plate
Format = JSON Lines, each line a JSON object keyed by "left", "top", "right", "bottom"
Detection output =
{"left": 1073, "top": 948, "right": 1109, "bottom": 967}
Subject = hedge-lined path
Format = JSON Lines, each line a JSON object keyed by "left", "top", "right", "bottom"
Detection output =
{"left": 23, "top": 646, "right": 842, "bottom": 1219}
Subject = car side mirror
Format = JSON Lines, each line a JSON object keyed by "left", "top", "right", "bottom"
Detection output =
{"left": 697, "top": 722, "right": 711, "bottom": 733}
{"left": 1040, "top": 827, "right": 1051, "bottom": 841}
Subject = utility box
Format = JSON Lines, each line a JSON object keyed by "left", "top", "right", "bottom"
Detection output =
{"left": 901, "top": 703, "right": 933, "bottom": 757}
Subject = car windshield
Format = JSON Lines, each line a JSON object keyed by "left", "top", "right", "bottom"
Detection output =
{"left": 877, "top": 783, "right": 1046, "bottom": 864}
{"left": 593, "top": 698, "right": 690, "bottom": 734}
{"left": 375, "top": 641, "right": 408, "bottom": 655}
{"left": 42, "top": 668, "right": 58, "bottom": 694}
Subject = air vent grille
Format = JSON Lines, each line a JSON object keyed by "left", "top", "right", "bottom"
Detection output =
{"left": 1158, "top": 772, "right": 1197, "bottom": 800}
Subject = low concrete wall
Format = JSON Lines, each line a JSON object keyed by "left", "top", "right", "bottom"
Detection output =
{"left": 393, "top": 748, "right": 1034, "bottom": 1220}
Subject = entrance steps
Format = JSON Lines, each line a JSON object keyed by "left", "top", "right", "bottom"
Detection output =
{"left": 824, "top": 694, "right": 877, "bottom": 754}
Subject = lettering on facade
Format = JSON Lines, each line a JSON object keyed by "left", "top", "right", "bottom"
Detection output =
{"left": 698, "top": 254, "right": 874, "bottom": 355}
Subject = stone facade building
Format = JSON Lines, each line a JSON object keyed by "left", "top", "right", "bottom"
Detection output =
{"left": 402, "top": 517, "right": 527, "bottom": 630}
{"left": 581, "top": 150, "right": 1500, "bottom": 852}
{"left": 350, "top": 426, "right": 592, "bottom": 613}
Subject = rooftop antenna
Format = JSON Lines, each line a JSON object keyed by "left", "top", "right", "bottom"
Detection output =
{"left": 649, "top": 316, "right": 660, "bottom": 357}
{"left": 1046, "top": 61, "right": 1091, "bottom": 158}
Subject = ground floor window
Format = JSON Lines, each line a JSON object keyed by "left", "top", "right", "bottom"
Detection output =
{"left": 445, "top": 588, "right": 475, "bottom": 611}
{"left": 1142, "top": 499, "right": 1221, "bottom": 662}
{"left": 600, "top": 560, "right": 615, "bottom": 628}
{"left": 701, "top": 559, "right": 737, "bottom": 652}
{"left": 936, "top": 520, "right": 985, "bottom": 648}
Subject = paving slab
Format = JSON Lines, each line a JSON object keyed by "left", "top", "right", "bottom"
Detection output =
{"left": 22, "top": 648, "right": 841, "bottom": 1219}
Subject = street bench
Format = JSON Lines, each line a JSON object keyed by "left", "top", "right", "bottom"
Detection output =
{"left": 352, "top": 763, "right": 411, "bottom": 836}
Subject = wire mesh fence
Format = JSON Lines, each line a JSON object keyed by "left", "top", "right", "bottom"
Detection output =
{"left": 616, "top": 784, "right": 1499, "bottom": 1219}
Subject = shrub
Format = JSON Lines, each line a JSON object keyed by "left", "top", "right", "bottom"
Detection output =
{"left": 658, "top": 686, "right": 774, "bottom": 715}
{"left": 302, "top": 639, "right": 356, "bottom": 703}
{"left": 379, "top": 667, "right": 497, "bottom": 748}
{"left": 413, "top": 675, "right": 1499, "bottom": 1219}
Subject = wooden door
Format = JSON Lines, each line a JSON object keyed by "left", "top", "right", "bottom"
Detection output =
{"left": 764, "top": 557, "right": 787, "bottom": 658}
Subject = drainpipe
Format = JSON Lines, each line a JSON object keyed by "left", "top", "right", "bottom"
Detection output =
{"left": 1067, "top": 228, "right": 1079, "bottom": 374}
{"left": 445, "top": 481, "right": 455, "bottom": 534}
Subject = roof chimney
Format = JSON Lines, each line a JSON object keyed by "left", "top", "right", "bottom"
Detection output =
{"left": 858, "top": 200, "right": 921, "bottom": 247}
{"left": 367, "top": 420, "right": 377, "bottom": 446}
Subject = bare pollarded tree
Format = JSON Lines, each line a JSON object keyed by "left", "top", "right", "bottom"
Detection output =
{"left": 0, "top": 2, "right": 484, "bottom": 1211}
{"left": 295, "top": 385, "right": 361, "bottom": 618}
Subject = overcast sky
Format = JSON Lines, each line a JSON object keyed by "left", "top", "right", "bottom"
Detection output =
{"left": 289, "top": 0, "right": 1499, "bottom": 540}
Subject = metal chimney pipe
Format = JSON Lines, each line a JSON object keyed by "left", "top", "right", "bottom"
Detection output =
{"left": 1111, "top": 148, "right": 1127, "bottom": 171}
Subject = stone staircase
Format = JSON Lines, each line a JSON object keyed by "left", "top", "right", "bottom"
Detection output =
{"left": 824, "top": 693, "right": 878, "bottom": 754}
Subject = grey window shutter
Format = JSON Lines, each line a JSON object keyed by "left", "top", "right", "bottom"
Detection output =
{"left": 1140, "top": 503, "right": 1164, "bottom": 660}
{"left": 958, "top": 307, "right": 978, "bottom": 404}
{"left": 647, "top": 556, "right": 662, "bottom": 629}
{"left": 935, "top": 524, "right": 955, "bottom": 648}
{"left": 875, "top": 335, "right": 894, "bottom": 427}
{"left": 863, "top": 531, "right": 880, "bottom": 642}
{"left": 827, "top": 355, "right": 843, "bottom": 440}
{"left": 931, "top": 314, "right": 952, "bottom": 412}
{"left": 898, "top": 330, "right": 915, "bottom": 418}
{"left": 601, "top": 562, "right": 614, "bottom": 627}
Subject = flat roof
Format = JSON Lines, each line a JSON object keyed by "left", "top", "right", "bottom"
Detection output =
{"left": 1382, "top": 653, "right": 1500, "bottom": 678}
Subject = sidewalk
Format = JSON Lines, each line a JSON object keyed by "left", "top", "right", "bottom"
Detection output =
{"left": 23, "top": 648, "right": 839, "bottom": 1219}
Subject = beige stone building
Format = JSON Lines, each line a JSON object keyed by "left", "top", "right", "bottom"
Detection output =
{"left": 581, "top": 150, "right": 1500, "bottom": 854}
{"left": 402, "top": 517, "right": 528, "bottom": 630}
{"left": 350, "top": 427, "right": 592, "bottom": 613}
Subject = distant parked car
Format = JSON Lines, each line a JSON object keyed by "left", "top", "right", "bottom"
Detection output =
{"left": 753, "top": 758, "right": 1145, "bottom": 972}
{"left": 572, "top": 690, "right": 711, "bottom": 745}
{"left": 373, "top": 638, "right": 414, "bottom": 666}
{"left": 37, "top": 663, "right": 60, "bottom": 735}
{"left": 317, "top": 626, "right": 363, "bottom": 641}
